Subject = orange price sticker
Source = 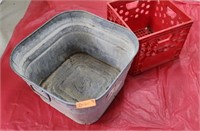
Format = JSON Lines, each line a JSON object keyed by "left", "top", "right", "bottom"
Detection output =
{"left": 76, "top": 99, "right": 96, "bottom": 109}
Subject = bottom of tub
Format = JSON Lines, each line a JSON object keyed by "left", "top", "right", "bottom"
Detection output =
{"left": 41, "top": 53, "right": 120, "bottom": 103}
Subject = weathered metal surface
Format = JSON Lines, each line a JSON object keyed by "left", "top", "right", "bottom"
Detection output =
{"left": 10, "top": 11, "right": 139, "bottom": 124}
{"left": 42, "top": 53, "right": 120, "bottom": 103}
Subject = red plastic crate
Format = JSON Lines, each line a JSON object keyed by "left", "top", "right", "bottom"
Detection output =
{"left": 107, "top": 0, "right": 193, "bottom": 75}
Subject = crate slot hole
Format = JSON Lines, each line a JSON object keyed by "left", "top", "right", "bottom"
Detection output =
{"left": 119, "top": 10, "right": 124, "bottom": 14}
{"left": 135, "top": 8, "right": 140, "bottom": 12}
{"left": 160, "top": 6, "right": 163, "bottom": 11}
{"left": 125, "top": 11, "right": 129, "bottom": 16}
{"left": 140, "top": 9, "right": 144, "bottom": 14}
{"left": 146, "top": 5, "right": 150, "bottom": 9}
{"left": 124, "top": 17, "right": 129, "bottom": 21}
{"left": 159, "top": 13, "right": 162, "bottom": 17}
{"left": 156, "top": 6, "right": 159, "bottom": 11}
{"left": 171, "top": 20, "right": 174, "bottom": 25}
{"left": 141, "top": 3, "right": 146, "bottom": 8}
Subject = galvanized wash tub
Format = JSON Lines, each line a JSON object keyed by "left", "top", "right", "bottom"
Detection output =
{"left": 10, "top": 11, "right": 139, "bottom": 124}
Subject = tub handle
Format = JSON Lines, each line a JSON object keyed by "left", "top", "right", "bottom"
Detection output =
{"left": 30, "top": 85, "right": 51, "bottom": 102}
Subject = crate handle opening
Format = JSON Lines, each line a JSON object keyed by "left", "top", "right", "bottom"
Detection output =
{"left": 126, "top": 1, "right": 139, "bottom": 10}
{"left": 157, "top": 34, "right": 172, "bottom": 44}
{"left": 166, "top": 7, "right": 177, "bottom": 19}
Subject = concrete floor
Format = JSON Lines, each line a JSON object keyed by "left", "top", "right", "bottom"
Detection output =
{"left": 0, "top": 0, "right": 30, "bottom": 57}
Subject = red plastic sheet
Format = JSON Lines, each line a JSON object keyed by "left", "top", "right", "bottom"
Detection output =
{"left": 1, "top": 0, "right": 200, "bottom": 130}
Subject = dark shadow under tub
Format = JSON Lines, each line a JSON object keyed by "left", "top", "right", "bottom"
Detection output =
{"left": 41, "top": 53, "right": 120, "bottom": 103}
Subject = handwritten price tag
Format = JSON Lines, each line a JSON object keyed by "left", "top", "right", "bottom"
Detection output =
{"left": 76, "top": 99, "right": 96, "bottom": 109}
